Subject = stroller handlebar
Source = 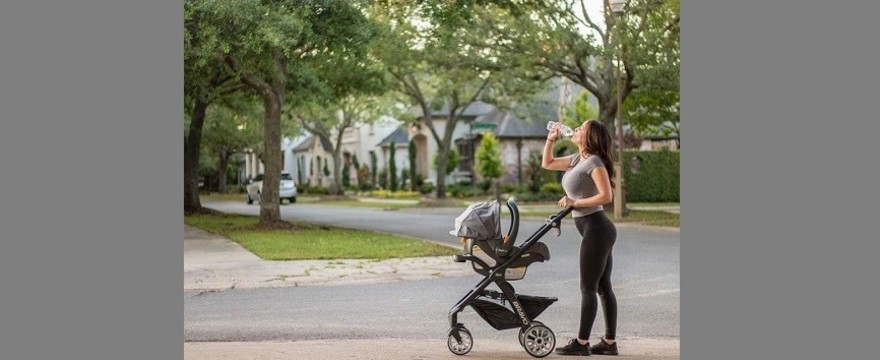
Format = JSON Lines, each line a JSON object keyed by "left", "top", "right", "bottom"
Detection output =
{"left": 504, "top": 198, "right": 573, "bottom": 244}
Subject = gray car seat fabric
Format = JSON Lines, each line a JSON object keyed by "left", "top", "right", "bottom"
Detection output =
{"left": 451, "top": 201, "right": 502, "bottom": 241}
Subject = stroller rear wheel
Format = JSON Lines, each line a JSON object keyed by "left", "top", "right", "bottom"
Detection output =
{"left": 447, "top": 326, "right": 473, "bottom": 355}
{"left": 521, "top": 322, "right": 555, "bottom": 358}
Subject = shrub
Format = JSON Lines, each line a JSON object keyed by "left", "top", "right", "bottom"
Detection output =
{"left": 540, "top": 182, "right": 563, "bottom": 194}
{"left": 623, "top": 150, "right": 680, "bottom": 202}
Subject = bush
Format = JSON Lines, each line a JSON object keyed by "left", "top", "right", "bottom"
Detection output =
{"left": 540, "top": 182, "right": 563, "bottom": 194}
{"left": 623, "top": 150, "right": 679, "bottom": 202}
{"left": 370, "top": 190, "right": 421, "bottom": 199}
{"left": 420, "top": 182, "right": 435, "bottom": 195}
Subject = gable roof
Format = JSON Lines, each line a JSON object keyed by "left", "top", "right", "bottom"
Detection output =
{"left": 472, "top": 104, "right": 557, "bottom": 139}
{"left": 411, "top": 101, "right": 495, "bottom": 119}
{"left": 377, "top": 127, "right": 409, "bottom": 147}
{"left": 292, "top": 135, "right": 332, "bottom": 152}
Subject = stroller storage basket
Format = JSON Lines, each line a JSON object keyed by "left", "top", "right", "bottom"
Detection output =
{"left": 470, "top": 295, "right": 558, "bottom": 330}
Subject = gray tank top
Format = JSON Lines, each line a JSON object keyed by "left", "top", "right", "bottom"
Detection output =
{"left": 561, "top": 154, "right": 606, "bottom": 218}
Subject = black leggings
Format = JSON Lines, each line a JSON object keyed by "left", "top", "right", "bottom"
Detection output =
{"left": 574, "top": 211, "right": 618, "bottom": 340}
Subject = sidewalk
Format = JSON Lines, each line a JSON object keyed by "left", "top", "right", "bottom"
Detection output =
{"left": 184, "top": 338, "right": 680, "bottom": 360}
{"left": 184, "top": 225, "right": 473, "bottom": 292}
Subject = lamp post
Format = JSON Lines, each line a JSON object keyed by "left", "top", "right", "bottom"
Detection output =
{"left": 610, "top": 0, "right": 627, "bottom": 220}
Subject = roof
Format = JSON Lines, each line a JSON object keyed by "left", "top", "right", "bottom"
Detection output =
{"left": 292, "top": 135, "right": 332, "bottom": 152}
{"left": 410, "top": 101, "right": 495, "bottom": 119}
{"left": 472, "top": 104, "right": 557, "bottom": 139}
{"left": 377, "top": 127, "right": 409, "bottom": 147}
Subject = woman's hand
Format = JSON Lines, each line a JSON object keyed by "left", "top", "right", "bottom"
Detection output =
{"left": 547, "top": 123, "right": 561, "bottom": 142}
{"left": 557, "top": 196, "right": 576, "bottom": 208}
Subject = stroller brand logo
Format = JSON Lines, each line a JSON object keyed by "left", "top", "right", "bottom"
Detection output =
{"left": 512, "top": 301, "right": 529, "bottom": 325}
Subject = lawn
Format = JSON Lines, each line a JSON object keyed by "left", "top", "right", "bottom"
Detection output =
{"left": 185, "top": 214, "right": 458, "bottom": 260}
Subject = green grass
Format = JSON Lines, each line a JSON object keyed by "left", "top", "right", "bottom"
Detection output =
{"left": 199, "top": 193, "right": 320, "bottom": 203}
{"left": 618, "top": 210, "right": 679, "bottom": 227}
{"left": 517, "top": 204, "right": 679, "bottom": 228}
{"left": 185, "top": 214, "right": 457, "bottom": 260}
{"left": 318, "top": 200, "right": 418, "bottom": 211}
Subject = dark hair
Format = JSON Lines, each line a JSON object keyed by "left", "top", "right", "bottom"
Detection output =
{"left": 579, "top": 120, "right": 616, "bottom": 188}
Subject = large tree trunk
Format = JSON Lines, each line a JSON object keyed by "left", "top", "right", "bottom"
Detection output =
{"left": 331, "top": 150, "right": 344, "bottom": 195}
{"left": 259, "top": 90, "right": 283, "bottom": 225}
{"left": 184, "top": 98, "right": 208, "bottom": 214}
{"left": 435, "top": 124, "right": 457, "bottom": 200}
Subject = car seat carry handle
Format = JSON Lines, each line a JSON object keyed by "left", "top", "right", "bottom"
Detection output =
{"left": 505, "top": 198, "right": 520, "bottom": 244}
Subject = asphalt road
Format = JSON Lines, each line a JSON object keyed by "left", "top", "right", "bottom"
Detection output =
{"left": 186, "top": 201, "right": 679, "bottom": 344}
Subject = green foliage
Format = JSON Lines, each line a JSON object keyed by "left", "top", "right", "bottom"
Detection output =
{"left": 370, "top": 190, "right": 421, "bottom": 199}
{"left": 356, "top": 166, "right": 371, "bottom": 191}
{"left": 388, "top": 142, "right": 398, "bottom": 191}
{"left": 623, "top": 150, "right": 680, "bottom": 202}
{"left": 370, "top": 151, "right": 378, "bottom": 186}
{"left": 561, "top": 91, "right": 599, "bottom": 127}
{"left": 433, "top": 147, "right": 460, "bottom": 175}
{"left": 377, "top": 167, "right": 389, "bottom": 189}
{"left": 342, "top": 162, "right": 351, "bottom": 187}
{"left": 623, "top": 0, "right": 680, "bottom": 137}
{"left": 408, "top": 140, "right": 417, "bottom": 191}
{"left": 540, "top": 182, "right": 563, "bottom": 194}
{"left": 184, "top": 214, "right": 456, "bottom": 260}
{"left": 400, "top": 168, "right": 409, "bottom": 189}
{"left": 525, "top": 150, "right": 550, "bottom": 193}
{"left": 475, "top": 132, "right": 503, "bottom": 180}
{"left": 352, "top": 155, "right": 360, "bottom": 170}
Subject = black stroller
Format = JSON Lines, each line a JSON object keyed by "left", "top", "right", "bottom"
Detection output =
{"left": 447, "top": 198, "right": 573, "bottom": 358}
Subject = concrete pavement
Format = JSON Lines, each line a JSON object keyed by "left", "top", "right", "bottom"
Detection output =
{"left": 184, "top": 338, "right": 680, "bottom": 360}
{"left": 184, "top": 225, "right": 473, "bottom": 292}
{"left": 184, "top": 223, "right": 680, "bottom": 359}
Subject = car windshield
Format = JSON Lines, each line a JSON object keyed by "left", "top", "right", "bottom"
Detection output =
{"left": 281, "top": 174, "right": 293, "bottom": 181}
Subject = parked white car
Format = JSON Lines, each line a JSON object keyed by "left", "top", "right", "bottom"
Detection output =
{"left": 246, "top": 172, "right": 297, "bottom": 204}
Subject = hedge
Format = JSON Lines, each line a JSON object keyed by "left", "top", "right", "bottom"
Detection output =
{"left": 623, "top": 150, "right": 679, "bottom": 202}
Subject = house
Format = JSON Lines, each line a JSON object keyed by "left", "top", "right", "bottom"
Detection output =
{"left": 242, "top": 77, "right": 612, "bottom": 189}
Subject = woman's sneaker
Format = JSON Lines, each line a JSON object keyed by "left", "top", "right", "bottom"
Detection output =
{"left": 556, "top": 339, "right": 591, "bottom": 356}
{"left": 589, "top": 338, "right": 618, "bottom": 355}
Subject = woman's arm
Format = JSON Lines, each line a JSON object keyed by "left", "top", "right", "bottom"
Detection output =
{"left": 542, "top": 125, "right": 572, "bottom": 171}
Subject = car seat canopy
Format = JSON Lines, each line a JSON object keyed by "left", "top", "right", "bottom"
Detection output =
{"left": 450, "top": 201, "right": 502, "bottom": 241}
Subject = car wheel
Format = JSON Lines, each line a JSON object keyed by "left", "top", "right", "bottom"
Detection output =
{"left": 289, "top": 197, "right": 297, "bottom": 204}
{"left": 247, "top": 194, "right": 253, "bottom": 205}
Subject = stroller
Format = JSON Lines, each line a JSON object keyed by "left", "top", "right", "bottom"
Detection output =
{"left": 447, "top": 198, "right": 573, "bottom": 358}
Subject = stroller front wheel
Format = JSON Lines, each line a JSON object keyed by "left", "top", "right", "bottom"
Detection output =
{"left": 521, "top": 323, "right": 555, "bottom": 358}
{"left": 447, "top": 326, "right": 473, "bottom": 355}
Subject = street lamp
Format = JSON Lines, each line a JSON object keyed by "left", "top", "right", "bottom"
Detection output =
{"left": 610, "top": 0, "right": 626, "bottom": 220}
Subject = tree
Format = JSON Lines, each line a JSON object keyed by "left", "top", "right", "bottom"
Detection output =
{"left": 184, "top": 0, "right": 246, "bottom": 213}
{"left": 292, "top": 93, "right": 392, "bottom": 195}
{"left": 201, "top": 95, "right": 262, "bottom": 193}
{"left": 190, "top": 0, "right": 375, "bottom": 225}
{"left": 369, "top": 151, "right": 378, "bottom": 187}
{"left": 408, "top": 140, "right": 418, "bottom": 191}
{"left": 475, "top": 132, "right": 503, "bottom": 200}
{"left": 469, "top": 0, "right": 679, "bottom": 213}
{"left": 623, "top": 0, "right": 680, "bottom": 137}
{"left": 370, "top": 1, "right": 547, "bottom": 200}
{"left": 388, "top": 140, "right": 398, "bottom": 191}
{"left": 561, "top": 91, "right": 599, "bottom": 128}
{"left": 433, "top": 148, "right": 460, "bottom": 176}
{"left": 469, "top": 0, "right": 679, "bottom": 146}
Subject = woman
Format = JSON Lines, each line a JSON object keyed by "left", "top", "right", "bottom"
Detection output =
{"left": 543, "top": 120, "right": 619, "bottom": 356}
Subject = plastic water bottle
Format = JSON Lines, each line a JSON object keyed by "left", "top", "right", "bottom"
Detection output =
{"left": 546, "top": 121, "right": 574, "bottom": 137}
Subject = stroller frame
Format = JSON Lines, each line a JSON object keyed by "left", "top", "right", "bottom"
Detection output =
{"left": 447, "top": 198, "right": 573, "bottom": 358}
